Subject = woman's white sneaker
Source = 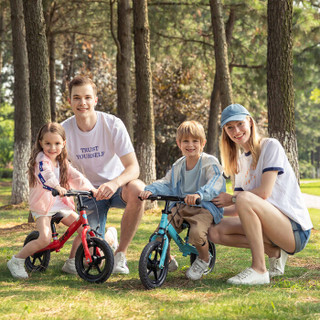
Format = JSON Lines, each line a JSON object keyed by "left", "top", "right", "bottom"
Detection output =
{"left": 7, "top": 256, "right": 28, "bottom": 279}
{"left": 269, "top": 249, "right": 288, "bottom": 278}
{"left": 227, "top": 268, "right": 270, "bottom": 285}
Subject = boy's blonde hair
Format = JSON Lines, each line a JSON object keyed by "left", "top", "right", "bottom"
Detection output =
{"left": 27, "top": 122, "right": 69, "bottom": 188}
{"left": 220, "top": 116, "right": 262, "bottom": 176}
{"left": 176, "top": 120, "right": 206, "bottom": 144}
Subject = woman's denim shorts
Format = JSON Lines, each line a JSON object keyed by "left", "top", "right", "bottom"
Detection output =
{"left": 285, "top": 219, "right": 311, "bottom": 255}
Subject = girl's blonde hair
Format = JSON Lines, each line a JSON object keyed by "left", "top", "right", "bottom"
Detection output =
{"left": 220, "top": 116, "right": 262, "bottom": 177}
{"left": 28, "top": 122, "right": 69, "bottom": 188}
{"left": 176, "top": 120, "right": 206, "bottom": 144}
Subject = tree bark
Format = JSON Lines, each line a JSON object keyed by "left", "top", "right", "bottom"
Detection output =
{"left": 267, "top": 0, "right": 299, "bottom": 180}
{"left": 116, "top": 0, "right": 133, "bottom": 139}
{"left": 207, "top": 0, "right": 233, "bottom": 156}
{"left": 23, "top": 0, "right": 51, "bottom": 144}
{"left": 133, "top": 0, "right": 156, "bottom": 208}
{"left": 10, "top": 0, "right": 31, "bottom": 204}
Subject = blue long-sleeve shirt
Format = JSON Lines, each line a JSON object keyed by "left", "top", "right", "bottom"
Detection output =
{"left": 145, "top": 152, "right": 226, "bottom": 224}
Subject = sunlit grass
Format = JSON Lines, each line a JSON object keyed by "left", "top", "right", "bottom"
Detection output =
{"left": 1, "top": 179, "right": 320, "bottom": 319}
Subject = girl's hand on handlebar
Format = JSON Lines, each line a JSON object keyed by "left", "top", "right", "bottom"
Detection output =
{"left": 139, "top": 191, "right": 152, "bottom": 200}
{"left": 184, "top": 194, "right": 200, "bottom": 206}
{"left": 54, "top": 185, "right": 67, "bottom": 197}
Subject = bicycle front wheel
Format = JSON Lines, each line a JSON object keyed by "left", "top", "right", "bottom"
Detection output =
{"left": 139, "top": 240, "right": 168, "bottom": 290}
{"left": 75, "top": 237, "right": 114, "bottom": 283}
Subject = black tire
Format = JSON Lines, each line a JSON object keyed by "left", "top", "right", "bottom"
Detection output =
{"left": 190, "top": 240, "right": 216, "bottom": 275}
{"left": 75, "top": 237, "right": 114, "bottom": 283}
{"left": 24, "top": 231, "right": 51, "bottom": 272}
{"left": 139, "top": 240, "right": 168, "bottom": 290}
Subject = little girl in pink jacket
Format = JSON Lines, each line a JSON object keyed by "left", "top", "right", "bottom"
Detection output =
{"left": 7, "top": 122, "right": 97, "bottom": 279}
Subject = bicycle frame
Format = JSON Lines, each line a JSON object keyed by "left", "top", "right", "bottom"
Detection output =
{"left": 148, "top": 196, "right": 199, "bottom": 269}
{"left": 33, "top": 190, "right": 95, "bottom": 264}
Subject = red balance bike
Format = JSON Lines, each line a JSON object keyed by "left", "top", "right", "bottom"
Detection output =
{"left": 23, "top": 189, "right": 114, "bottom": 283}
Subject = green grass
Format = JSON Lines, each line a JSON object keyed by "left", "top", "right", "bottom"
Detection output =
{"left": 1, "top": 179, "right": 320, "bottom": 319}
{"left": 300, "top": 179, "right": 320, "bottom": 196}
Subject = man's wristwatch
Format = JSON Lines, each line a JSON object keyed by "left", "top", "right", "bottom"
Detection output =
{"left": 231, "top": 195, "right": 237, "bottom": 203}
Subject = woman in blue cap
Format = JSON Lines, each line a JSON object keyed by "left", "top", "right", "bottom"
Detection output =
{"left": 209, "top": 104, "right": 313, "bottom": 285}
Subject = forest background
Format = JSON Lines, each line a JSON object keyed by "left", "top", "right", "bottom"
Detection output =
{"left": 0, "top": 0, "right": 320, "bottom": 205}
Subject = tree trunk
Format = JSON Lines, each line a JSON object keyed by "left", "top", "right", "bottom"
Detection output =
{"left": 267, "top": 0, "right": 299, "bottom": 180}
{"left": 116, "top": 0, "right": 133, "bottom": 139}
{"left": 48, "top": 33, "right": 56, "bottom": 121}
{"left": 133, "top": 0, "right": 156, "bottom": 208}
{"left": 10, "top": 0, "right": 31, "bottom": 204}
{"left": 207, "top": 0, "right": 233, "bottom": 156}
{"left": 0, "top": 4, "right": 5, "bottom": 104}
{"left": 23, "top": 0, "right": 51, "bottom": 144}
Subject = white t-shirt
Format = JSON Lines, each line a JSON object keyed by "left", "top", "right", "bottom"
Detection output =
{"left": 234, "top": 138, "right": 313, "bottom": 231}
{"left": 62, "top": 111, "right": 134, "bottom": 188}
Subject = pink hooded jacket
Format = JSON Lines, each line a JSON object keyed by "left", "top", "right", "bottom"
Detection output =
{"left": 29, "top": 152, "right": 94, "bottom": 215}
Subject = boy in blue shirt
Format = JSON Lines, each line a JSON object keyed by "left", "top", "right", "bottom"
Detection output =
{"left": 140, "top": 121, "right": 225, "bottom": 280}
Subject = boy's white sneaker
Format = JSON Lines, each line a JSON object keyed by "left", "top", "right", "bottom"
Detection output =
{"left": 112, "top": 252, "right": 129, "bottom": 274}
{"left": 7, "top": 256, "right": 28, "bottom": 279}
{"left": 186, "top": 257, "right": 209, "bottom": 280}
{"left": 105, "top": 227, "right": 119, "bottom": 252}
{"left": 62, "top": 258, "right": 77, "bottom": 275}
{"left": 269, "top": 249, "right": 288, "bottom": 278}
{"left": 227, "top": 268, "right": 270, "bottom": 285}
{"left": 168, "top": 257, "right": 179, "bottom": 272}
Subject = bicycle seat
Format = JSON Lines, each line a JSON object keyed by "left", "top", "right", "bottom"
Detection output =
{"left": 51, "top": 212, "right": 65, "bottom": 224}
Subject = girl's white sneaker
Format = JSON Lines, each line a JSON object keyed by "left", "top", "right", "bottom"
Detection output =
{"left": 7, "top": 256, "right": 28, "bottom": 279}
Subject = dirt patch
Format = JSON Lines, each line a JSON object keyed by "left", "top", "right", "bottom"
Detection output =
{"left": 0, "top": 222, "right": 35, "bottom": 235}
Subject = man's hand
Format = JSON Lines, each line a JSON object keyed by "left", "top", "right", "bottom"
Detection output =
{"left": 95, "top": 181, "right": 120, "bottom": 201}
{"left": 184, "top": 194, "right": 200, "bottom": 206}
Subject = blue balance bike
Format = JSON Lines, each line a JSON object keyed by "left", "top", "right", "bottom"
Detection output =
{"left": 138, "top": 195, "right": 216, "bottom": 289}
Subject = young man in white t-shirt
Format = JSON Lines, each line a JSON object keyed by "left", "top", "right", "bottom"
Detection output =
{"left": 62, "top": 76, "right": 145, "bottom": 274}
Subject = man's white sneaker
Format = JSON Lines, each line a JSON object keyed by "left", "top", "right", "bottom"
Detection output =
{"left": 269, "top": 249, "right": 288, "bottom": 278}
{"left": 7, "top": 256, "right": 28, "bottom": 279}
{"left": 62, "top": 258, "right": 77, "bottom": 275}
{"left": 227, "top": 268, "right": 270, "bottom": 285}
{"left": 168, "top": 257, "right": 179, "bottom": 272}
{"left": 105, "top": 227, "right": 119, "bottom": 252}
{"left": 112, "top": 252, "right": 129, "bottom": 274}
{"left": 186, "top": 257, "right": 209, "bottom": 280}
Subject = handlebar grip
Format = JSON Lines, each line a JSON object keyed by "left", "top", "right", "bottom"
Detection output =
{"left": 52, "top": 189, "right": 59, "bottom": 197}
{"left": 195, "top": 198, "right": 201, "bottom": 205}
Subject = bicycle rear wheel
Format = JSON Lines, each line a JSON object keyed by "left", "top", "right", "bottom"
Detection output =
{"left": 190, "top": 240, "right": 216, "bottom": 275}
{"left": 24, "top": 231, "right": 51, "bottom": 272}
{"left": 75, "top": 237, "right": 114, "bottom": 283}
{"left": 139, "top": 240, "right": 168, "bottom": 290}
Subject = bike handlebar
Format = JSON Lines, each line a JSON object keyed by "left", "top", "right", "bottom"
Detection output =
{"left": 139, "top": 194, "right": 201, "bottom": 205}
{"left": 52, "top": 189, "right": 93, "bottom": 197}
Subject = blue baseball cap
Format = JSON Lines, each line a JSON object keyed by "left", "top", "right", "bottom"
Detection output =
{"left": 220, "top": 104, "right": 251, "bottom": 128}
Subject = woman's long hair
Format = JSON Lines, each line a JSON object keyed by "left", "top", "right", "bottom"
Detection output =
{"left": 28, "top": 122, "right": 69, "bottom": 188}
{"left": 220, "top": 117, "right": 263, "bottom": 177}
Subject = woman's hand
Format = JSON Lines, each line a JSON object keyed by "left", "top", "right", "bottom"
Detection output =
{"left": 212, "top": 192, "right": 233, "bottom": 208}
